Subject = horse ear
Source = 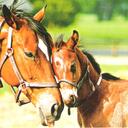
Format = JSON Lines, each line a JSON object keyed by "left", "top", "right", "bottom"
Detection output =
{"left": 2, "top": 5, "right": 18, "bottom": 29}
{"left": 33, "top": 5, "right": 47, "bottom": 22}
{"left": 66, "top": 30, "right": 79, "bottom": 49}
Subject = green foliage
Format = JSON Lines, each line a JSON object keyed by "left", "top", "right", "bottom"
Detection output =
{"left": 28, "top": 0, "right": 128, "bottom": 26}
{"left": 29, "top": 0, "right": 81, "bottom": 26}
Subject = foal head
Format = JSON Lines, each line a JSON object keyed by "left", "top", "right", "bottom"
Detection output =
{"left": 52, "top": 30, "right": 84, "bottom": 106}
{"left": 0, "top": 4, "right": 63, "bottom": 126}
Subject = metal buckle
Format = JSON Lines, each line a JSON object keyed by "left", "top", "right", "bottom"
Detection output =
{"left": 15, "top": 81, "right": 30, "bottom": 106}
{"left": 16, "top": 81, "right": 26, "bottom": 103}
{"left": 6, "top": 48, "right": 14, "bottom": 57}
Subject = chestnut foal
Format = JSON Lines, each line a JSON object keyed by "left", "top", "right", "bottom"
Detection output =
{"left": 51, "top": 30, "right": 128, "bottom": 127}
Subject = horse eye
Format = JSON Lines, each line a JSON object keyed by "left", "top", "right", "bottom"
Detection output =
{"left": 24, "top": 52, "right": 35, "bottom": 58}
{"left": 70, "top": 63, "right": 76, "bottom": 73}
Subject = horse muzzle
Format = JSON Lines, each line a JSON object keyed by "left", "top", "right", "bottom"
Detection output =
{"left": 36, "top": 94, "right": 63, "bottom": 126}
{"left": 60, "top": 87, "right": 79, "bottom": 107}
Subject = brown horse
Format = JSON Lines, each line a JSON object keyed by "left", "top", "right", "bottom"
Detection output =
{"left": 51, "top": 30, "right": 128, "bottom": 127}
{"left": 0, "top": 3, "right": 63, "bottom": 126}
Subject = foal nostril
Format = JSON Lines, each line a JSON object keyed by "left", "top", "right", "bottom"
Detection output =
{"left": 51, "top": 103, "right": 59, "bottom": 117}
{"left": 70, "top": 95, "right": 76, "bottom": 104}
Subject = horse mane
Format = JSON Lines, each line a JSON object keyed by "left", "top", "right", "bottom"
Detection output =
{"left": 82, "top": 50, "right": 120, "bottom": 80}
{"left": 0, "top": 0, "right": 53, "bottom": 56}
{"left": 82, "top": 50, "right": 101, "bottom": 74}
{"left": 54, "top": 34, "right": 64, "bottom": 48}
{"left": 101, "top": 73, "right": 120, "bottom": 80}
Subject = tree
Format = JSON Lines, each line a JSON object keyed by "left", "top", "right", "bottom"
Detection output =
{"left": 94, "top": 0, "right": 115, "bottom": 21}
{"left": 29, "top": 0, "right": 81, "bottom": 26}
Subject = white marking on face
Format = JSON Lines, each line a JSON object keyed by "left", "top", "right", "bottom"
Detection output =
{"left": 54, "top": 57, "right": 67, "bottom": 79}
{"left": 60, "top": 88, "right": 77, "bottom": 101}
{"left": 38, "top": 38, "right": 49, "bottom": 60}
{"left": 39, "top": 94, "right": 56, "bottom": 106}
{"left": 54, "top": 56, "right": 64, "bottom": 69}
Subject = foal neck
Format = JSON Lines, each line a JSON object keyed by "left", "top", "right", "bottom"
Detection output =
{"left": 76, "top": 48, "right": 101, "bottom": 88}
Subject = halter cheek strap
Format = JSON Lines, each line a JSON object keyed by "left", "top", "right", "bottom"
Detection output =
{"left": 58, "top": 64, "right": 102, "bottom": 92}
{"left": 0, "top": 26, "right": 57, "bottom": 106}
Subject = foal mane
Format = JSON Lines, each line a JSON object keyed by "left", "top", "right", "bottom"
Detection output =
{"left": 0, "top": 0, "right": 53, "bottom": 56}
{"left": 82, "top": 50, "right": 120, "bottom": 80}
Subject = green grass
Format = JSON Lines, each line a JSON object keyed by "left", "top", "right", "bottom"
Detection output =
{"left": 100, "top": 64, "right": 128, "bottom": 79}
{"left": 0, "top": 82, "right": 10, "bottom": 95}
{"left": 47, "top": 14, "right": 128, "bottom": 50}
{"left": 101, "top": 64, "right": 128, "bottom": 73}
{"left": 48, "top": 14, "right": 128, "bottom": 39}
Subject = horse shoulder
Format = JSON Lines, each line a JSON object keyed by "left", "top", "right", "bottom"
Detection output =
{"left": 105, "top": 80, "right": 128, "bottom": 126}
{"left": 80, "top": 80, "right": 128, "bottom": 127}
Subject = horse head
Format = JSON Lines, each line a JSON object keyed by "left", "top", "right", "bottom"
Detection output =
{"left": 51, "top": 30, "right": 83, "bottom": 107}
{"left": 0, "top": 4, "right": 63, "bottom": 126}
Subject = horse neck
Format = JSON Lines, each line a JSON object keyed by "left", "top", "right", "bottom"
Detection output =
{"left": 76, "top": 48, "right": 110, "bottom": 124}
{"left": 76, "top": 48, "right": 100, "bottom": 86}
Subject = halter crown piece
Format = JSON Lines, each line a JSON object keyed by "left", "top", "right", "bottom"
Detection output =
{"left": 0, "top": 21, "right": 57, "bottom": 106}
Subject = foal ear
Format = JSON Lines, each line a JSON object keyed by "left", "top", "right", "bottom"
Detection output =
{"left": 66, "top": 30, "right": 79, "bottom": 49}
{"left": 33, "top": 5, "right": 47, "bottom": 22}
{"left": 2, "top": 5, "right": 18, "bottom": 29}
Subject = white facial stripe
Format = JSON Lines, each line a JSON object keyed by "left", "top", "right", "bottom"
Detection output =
{"left": 54, "top": 57, "right": 68, "bottom": 80}
{"left": 54, "top": 56, "right": 64, "bottom": 69}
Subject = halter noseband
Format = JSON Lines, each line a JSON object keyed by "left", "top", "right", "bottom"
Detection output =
{"left": 58, "top": 64, "right": 102, "bottom": 92}
{"left": 0, "top": 23, "right": 57, "bottom": 105}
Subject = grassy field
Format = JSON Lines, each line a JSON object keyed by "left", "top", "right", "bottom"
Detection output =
{"left": 47, "top": 14, "right": 128, "bottom": 51}
{"left": 48, "top": 14, "right": 128, "bottom": 39}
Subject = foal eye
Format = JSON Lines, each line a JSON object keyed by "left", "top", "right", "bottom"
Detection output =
{"left": 70, "top": 63, "right": 76, "bottom": 73}
{"left": 24, "top": 52, "right": 35, "bottom": 58}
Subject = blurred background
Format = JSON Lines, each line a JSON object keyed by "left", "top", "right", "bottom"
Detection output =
{"left": 0, "top": 0, "right": 128, "bottom": 127}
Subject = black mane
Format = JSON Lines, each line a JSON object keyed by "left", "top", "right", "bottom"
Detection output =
{"left": 82, "top": 50, "right": 101, "bottom": 74}
{"left": 82, "top": 50, "right": 120, "bottom": 80}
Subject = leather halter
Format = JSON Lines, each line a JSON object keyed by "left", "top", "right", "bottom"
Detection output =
{"left": 58, "top": 64, "right": 102, "bottom": 92}
{"left": 55, "top": 57, "right": 102, "bottom": 111}
{"left": 0, "top": 22, "right": 57, "bottom": 105}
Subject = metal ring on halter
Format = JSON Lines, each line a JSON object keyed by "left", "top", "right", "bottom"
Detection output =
{"left": 6, "top": 48, "right": 14, "bottom": 57}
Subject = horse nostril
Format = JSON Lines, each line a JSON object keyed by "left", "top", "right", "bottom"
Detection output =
{"left": 51, "top": 103, "right": 59, "bottom": 117}
{"left": 70, "top": 95, "right": 76, "bottom": 104}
